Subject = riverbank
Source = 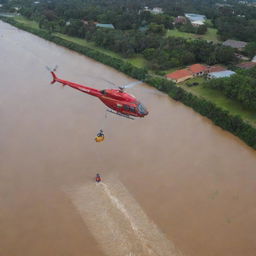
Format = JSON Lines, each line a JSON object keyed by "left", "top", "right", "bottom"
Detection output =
{"left": 1, "top": 17, "right": 255, "bottom": 149}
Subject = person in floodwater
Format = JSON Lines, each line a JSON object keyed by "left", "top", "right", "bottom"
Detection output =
{"left": 96, "top": 173, "right": 101, "bottom": 183}
{"left": 95, "top": 129, "right": 104, "bottom": 142}
{"left": 97, "top": 129, "right": 104, "bottom": 137}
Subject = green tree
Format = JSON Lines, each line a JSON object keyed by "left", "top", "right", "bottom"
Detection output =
{"left": 244, "top": 42, "right": 256, "bottom": 58}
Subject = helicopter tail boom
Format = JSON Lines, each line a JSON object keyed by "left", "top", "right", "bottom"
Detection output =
{"left": 47, "top": 69, "right": 102, "bottom": 97}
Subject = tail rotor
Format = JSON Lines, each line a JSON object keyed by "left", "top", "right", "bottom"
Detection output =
{"left": 46, "top": 65, "right": 58, "bottom": 84}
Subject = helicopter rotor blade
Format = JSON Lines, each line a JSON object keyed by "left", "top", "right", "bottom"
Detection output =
{"left": 99, "top": 77, "right": 143, "bottom": 90}
{"left": 101, "top": 78, "right": 117, "bottom": 87}
{"left": 119, "top": 81, "right": 143, "bottom": 90}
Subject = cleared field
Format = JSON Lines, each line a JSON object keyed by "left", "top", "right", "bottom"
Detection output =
{"left": 167, "top": 28, "right": 220, "bottom": 42}
{"left": 14, "top": 15, "right": 39, "bottom": 29}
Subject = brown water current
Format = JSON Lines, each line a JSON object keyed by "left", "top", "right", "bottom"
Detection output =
{"left": 1, "top": 21, "right": 256, "bottom": 256}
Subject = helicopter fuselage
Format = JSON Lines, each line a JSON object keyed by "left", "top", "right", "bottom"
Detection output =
{"left": 50, "top": 71, "right": 148, "bottom": 118}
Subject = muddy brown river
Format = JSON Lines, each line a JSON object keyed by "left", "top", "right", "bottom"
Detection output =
{"left": 1, "top": 21, "right": 256, "bottom": 256}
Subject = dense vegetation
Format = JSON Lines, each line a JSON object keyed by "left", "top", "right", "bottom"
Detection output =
{"left": 77, "top": 27, "right": 235, "bottom": 69}
{"left": 142, "top": 37, "right": 235, "bottom": 70}
{"left": 213, "top": 4, "right": 256, "bottom": 42}
{"left": 204, "top": 67, "right": 256, "bottom": 110}
{"left": 1, "top": 0, "right": 238, "bottom": 70}
{"left": 2, "top": 0, "right": 256, "bottom": 43}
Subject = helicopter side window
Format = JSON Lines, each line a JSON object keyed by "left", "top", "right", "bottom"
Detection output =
{"left": 129, "top": 106, "right": 136, "bottom": 112}
{"left": 124, "top": 105, "right": 135, "bottom": 112}
{"left": 137, "top": 103, "right": 148, "bottom": 115}
{"left": 124, "top": 105, "right": 130, "bottom": 111}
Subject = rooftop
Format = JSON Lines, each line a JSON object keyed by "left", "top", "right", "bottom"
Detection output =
{"left": 166, "top": 69, "right": 192, "bottom": 80}
{"left": 208, "top": 65, "right": 227, "bottom": 73}
{"left": 209, "top": 70, "right": 236, "bottom": 78}
{"left": 188, "top": 64, "right": 208, "bottom": 73}
{"left": 223, "top": 39, "right": 247, "bottom": 49}
{"left": 96, "top": 24, "right": 114, "bottom": 29}
{"left": 185, "top": 13, "right": 206, "bottom": 22}
{"left": 191, "top": 20, "right": 204, "bottom": 25}
{"left": 236, "top": 62, "right": 256, "bottom": 69}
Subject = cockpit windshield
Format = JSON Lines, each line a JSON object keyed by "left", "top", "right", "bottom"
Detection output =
{"left": 137, "top": 103, "right": 148, "bottom": 115}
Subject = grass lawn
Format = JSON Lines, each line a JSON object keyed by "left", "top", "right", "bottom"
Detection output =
{"left": 127, "top": 55, "right": 147, "bottom": 68}
{"left": 205, "top": 19, "right": 213, "bottom": 27}
{"left": 166, "top": 29, "right": 195, "bottom": 39}
{"left": 202, "top": 28, "right": 220, "bottom": 42}
{"left": 180, "top": 77, "right": 256, "bottom": 126}
{"left": 162, "top": 67, "right": 181, "bottom": 75}
{"left": 167, "top": 28, "right": 220, "bottom": 43}
{"left": 14, "top": 16, "right": 39, "bottom": 29}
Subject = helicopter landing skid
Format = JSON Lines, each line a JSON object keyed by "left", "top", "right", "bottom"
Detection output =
{"left": 106, "top": 109, "right": 134, "bottom": 120}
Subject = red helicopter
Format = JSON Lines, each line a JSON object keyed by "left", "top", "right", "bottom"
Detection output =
{"left": 47, "top": 67, "right": 148, "bottom": 119}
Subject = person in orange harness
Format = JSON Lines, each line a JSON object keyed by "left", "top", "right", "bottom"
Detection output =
{"left": 96, "top": 173, "right": 101, "bottom": 183}
{"left": 95, "top": 129, "right": 104, "bottom": 142}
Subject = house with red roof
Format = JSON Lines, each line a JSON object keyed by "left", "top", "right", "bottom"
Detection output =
{"left": 207, "top": 65, "right": 227, "bottom": 73}
{"left": 165, "top": 63, "right": 208, "bottom": 83}
{"left": 166, "top": 69, "right": 193, "bottom": 83}
{"left": 188, "top": 64, "right": 208, "bottom": 76}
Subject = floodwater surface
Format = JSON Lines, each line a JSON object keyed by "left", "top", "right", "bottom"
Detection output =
{"left": 1, "top": 21, "right": 256, "bottom": 256}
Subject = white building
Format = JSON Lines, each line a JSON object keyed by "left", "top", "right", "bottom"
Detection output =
{"left": 185, "top": 13, "right": 206, "bottom": 26}
{"left": 252, "top": 56, "right": 256, "bottom": 63}
{"left": 185, "top": 13, "right": 206, "bottom": 22}
{"left": 151, "top": 7, "right": 163, "bottom": 14}
{"left": 143, "top": 6, "right": 163, "bottom": 14}
{"left": 191, "top": 20, "right": 204, "bottom": 27}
